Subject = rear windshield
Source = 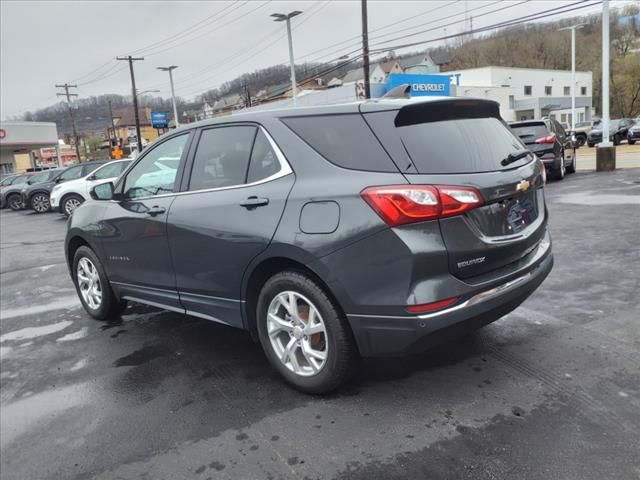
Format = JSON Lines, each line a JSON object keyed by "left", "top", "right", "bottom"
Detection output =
{"left": 510, "top": 123, "right": 549, "bottom": 141}
{"left": 365, "top": 108, "right": 527, "bottom": 174}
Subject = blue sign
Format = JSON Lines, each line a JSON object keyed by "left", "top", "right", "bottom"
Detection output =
{"left": 386, "top": 73, "right": 451, "bottom": 97}
{"left": 151, "top": 111, "right": 169, "bottom": 128}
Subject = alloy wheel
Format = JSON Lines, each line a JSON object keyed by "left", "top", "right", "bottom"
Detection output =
{"left": 8, "top": 196, "right": 22, "bottom": 210}
{"left": 65, "top": 197, "right": 81, "bottom": 215}
{"left": 76, "top": 257, "right": 102, "bottom": 309}
{"left": 32, "top": 194, "right": 49, "bottom": 213}
{"left": 267, "top": 291, "right": 328, "bottom": 377}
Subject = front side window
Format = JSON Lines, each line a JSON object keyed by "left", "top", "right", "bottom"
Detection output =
{"left": 123, "top": 134, "right": 189, "bottom": 199}
{"left": 28, "top": 170, "right": 52, "bottom": 184}
{"left": 189, "top": 126, "right": 256, "bottom": 191}
{"left": 58, "top": 165, "right": 84, "bottom": 182}
{"left": 524, "top": 85, "right": 532, "bottom": 96}
{"left": 93, "top": 161, "right": 130, "bottom": 180}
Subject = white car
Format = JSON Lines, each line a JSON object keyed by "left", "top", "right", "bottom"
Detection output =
{"left": 50, "top": 159, "right": 131, "bottom": 216}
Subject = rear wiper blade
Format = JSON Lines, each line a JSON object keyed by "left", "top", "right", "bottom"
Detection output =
{"left": 501, "top": 150, "right": 531, "bottom": 167}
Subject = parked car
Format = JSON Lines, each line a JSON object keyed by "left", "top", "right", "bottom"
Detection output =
{"left": 509, "top": 118, "right": 575, "bottom": 180}
{"left": 22, "top": 163, "right": 93, "bottom": 214}
{"left": 0, "top": 172, "right": 36, "bottom": 210}
{"left": 51, "top": 159, "right": 131, "bottom": 216}
{"left": 627, "top": 120, "right": 640, "bottom": 145}
{"left": 572, "top": 121, "right": 594, "bottom": 146}
{"left": 66, "top": 98, "right": 553, "bottom": 393}
{"left": 587, "top": 118, "right": 634, "bottom": 146}
{"left": 3, "top": 168, "right": 64, "bottom": 211}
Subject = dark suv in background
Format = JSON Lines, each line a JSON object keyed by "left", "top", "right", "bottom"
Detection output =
{"left": 66, "top": 98, "right": 553, "bottom": 393}
{"left": 23, "top": 160, "right": 109, "bottom": 213}
{"left": 626, "top": 119, "right": 639, "bottom": 145}
{"left": 509, "top": 118, "right": 575, "bottom": 180}
{"left": 587, "top": 118, "right": 634, "bottom": 146}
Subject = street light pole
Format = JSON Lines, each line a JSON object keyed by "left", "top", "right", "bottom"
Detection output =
{"left": 559, "top": 24, "right": 584, "bottom": 131}
{"left": 158, "top": 66, "right": 180, "bottom": 128}
{"left": 271, "top": 11, "right": 302, "bottom": 106}
{"left": 596, "top": 0, "right": 615, "bottom": 171}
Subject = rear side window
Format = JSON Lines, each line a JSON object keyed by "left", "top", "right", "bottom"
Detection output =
{"left": 247, "top": 130, "right": 281, "bottom": 183}
{"left": 93, "top": 161, "right": 130, "bottom": 180}
{"left": 366, "top": 108, "right": 525, "bottom": 174}
{"left": 58, "top": 166, "right": 84, "bottom": 181}
{"left": 189, "top": 126, "right": 256, "bottom": 191}
{"left": 281, "top": 114, "right": 398, "bottom": 172}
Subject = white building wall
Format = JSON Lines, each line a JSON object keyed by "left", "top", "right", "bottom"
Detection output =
{"left": 454, "top": 85, "right": 518, "bottom": 121}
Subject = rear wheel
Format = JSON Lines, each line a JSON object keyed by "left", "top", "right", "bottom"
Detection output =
{"left": 257, "top": 271, "right": 357, "bottom": 394}
{"left": 576, "top": 134, "right": 586, "bottom": 147}
{"left": 566, "top": 150, "right": 577, "bottom": 174}
{"left": 30, "top": 193, "right": 50, "bottom": 213}
{"left": 7, "top": 193, "right": 23, "bottom": 211}
{"left": 629, "top": 139, "right": 636, "bottom": 145}
{"left": 73, "top": 246, "right": 127, "bottom": 320}
{"left": 613, "top": 134, "right": 621, "bottom": 146}
{"left": 62, "top": 194, "right": 84, "bottom": 217}
{"left": 552, "top": 152, "right": 566, "bottom": 180}
{"left": 587, "top": 142, "right": 595, "bottom": 148}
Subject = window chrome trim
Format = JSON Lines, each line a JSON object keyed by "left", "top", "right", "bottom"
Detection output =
{"left": 111, "top": 125, "right": 293, "bottom": 203}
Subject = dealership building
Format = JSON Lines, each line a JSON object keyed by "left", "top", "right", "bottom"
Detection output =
{"left": 448, "top": 66, "right": 594, "bottom": 124}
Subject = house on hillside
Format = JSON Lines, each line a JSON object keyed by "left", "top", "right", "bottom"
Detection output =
{"left": 399, "top": 51, "right": 451, "bottom": 74}
{"left": 341, "top": 64, "right": 387, "bottom": 98}
{"left": 379, "top": 60, "right": 404, "bottom": 80}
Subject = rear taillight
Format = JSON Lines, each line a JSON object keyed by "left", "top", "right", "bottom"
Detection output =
{"left": 406, "top": 296, "right": 459, "bottom": 314}
{"left": 361, "top": 185, "right": 484, "bottom": 227}
{"left": 535, "top": 134, "right": 556, "bottom": 144}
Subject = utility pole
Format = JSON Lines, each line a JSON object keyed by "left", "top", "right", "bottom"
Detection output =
{"left": 271, "top": 11, "right": 302, "bottom": 106}
{"left": 157, "top": 65, "right": 180, "bottom": 128}
{"left": 361, "top": 0, "right": 371, "bottom": 99}
{"left": 244, "top": 80, "right": 252, "bottom": 108}
{"left": 55, "top": 83, "right": 82, "bottom": 162}
{"left": 596, "top": 0, "right": 615, "bottom": 171}
{"left": 108, "top": 100, "right": 119, "bottom": 150}
{"left": 117, "top": 56, "right": 144, "bottom": 152}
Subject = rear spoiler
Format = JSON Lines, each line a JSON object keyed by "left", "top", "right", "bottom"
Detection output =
{"left": 395, "top": 99, "right": 501, "bottom": 127}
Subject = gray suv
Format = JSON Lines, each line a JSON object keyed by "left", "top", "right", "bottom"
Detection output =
{"left": 65, "top": 98, "right": 553, "bottom": 393}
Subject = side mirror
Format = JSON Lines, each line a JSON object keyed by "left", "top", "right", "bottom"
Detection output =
{"left": 87, "top": 174, "right": 97, "bottom": 181}
{"left": 55, "top": 177, "right": 63, "bottom": 184}
{"left": 90, "top": 182, "right": 115, "bottom": 201}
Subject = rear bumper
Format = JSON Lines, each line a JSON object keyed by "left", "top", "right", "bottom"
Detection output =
{"left": 346, "top": 237, "right": 553, "bottom": 357}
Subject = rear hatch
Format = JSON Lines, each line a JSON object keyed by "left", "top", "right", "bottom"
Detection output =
{"left": 362, "top": 99, "right": 547, "bottom": 280}
{"left": 509, "top": 121, "right": 554, "bottom": 158}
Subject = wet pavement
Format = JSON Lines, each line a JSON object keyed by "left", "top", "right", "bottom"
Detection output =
{"left": 1, "top": 169, "right": 639, "bottom": 480}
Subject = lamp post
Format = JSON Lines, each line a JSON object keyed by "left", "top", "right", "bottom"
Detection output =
{"left": 559, "top": 24, "right": 585, "bottom": 132}
{"left": 157, "top": 66, "right": 180, "bottom": 128}
{"left": 596, "top": 0, "right": 615, "bottom": 171}
{"left": 271, "top": 11, "right": 302, "bottom": 106}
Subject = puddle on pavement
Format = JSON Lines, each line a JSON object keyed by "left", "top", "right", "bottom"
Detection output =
{"left": 0, "top": 382, "right": 93, "bottom": 449}
{"left": 0, "top": 320, "right": 73, "bottom": 343}
{"left": 555, "top": 192, "right": 640, "bottom": 206}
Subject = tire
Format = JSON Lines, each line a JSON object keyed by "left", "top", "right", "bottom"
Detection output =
{"left": 576, "top": 134, "right": 586, "bottom": 147}
{"left": 72, "top": 245, "right": 127, "bottom": 320}
{"left": 587, "top": 142, "right": 595, "bottom": 148}
{"left": 7, "top": 193, "right": 23, "bottom": 211}
{"left": 552, "top": 152, "right": 566, "bottom": 180}
{"left": 62, "top": 194, "right": 84, "bottom": 217}
{"left": 629, "top": 139, "right": 636, "bottom": 145}
{"left": 256, "top": 271, "right": 357, "bottom": 394}
{"left": 613, "top": 134, "right": 621, "bottom": 146}
{"left": 566, "top": 150, "right": 577, "bottom": 174}
{"left": 30, "top": 193, "right": 50, "bottom": 213}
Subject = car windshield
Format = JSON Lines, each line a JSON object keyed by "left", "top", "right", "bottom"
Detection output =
{"left": 575, "top": 122, "right": 591, "bottom": 128}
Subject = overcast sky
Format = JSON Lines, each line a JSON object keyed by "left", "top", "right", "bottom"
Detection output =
{"left": 0, "top": 0, "right": 630, "bottom": 119}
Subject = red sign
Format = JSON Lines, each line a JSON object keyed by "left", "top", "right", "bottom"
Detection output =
{"left": 0, "top": 129, "right": 6, "bottom": 139}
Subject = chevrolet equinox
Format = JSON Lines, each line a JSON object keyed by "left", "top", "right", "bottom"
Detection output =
{"left": 66, "top": 98, "right": 553, "bottom": 393}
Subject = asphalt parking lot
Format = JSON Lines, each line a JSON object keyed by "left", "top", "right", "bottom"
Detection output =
{"left": 1, "top": 169, "right": 639, "bottom": 480}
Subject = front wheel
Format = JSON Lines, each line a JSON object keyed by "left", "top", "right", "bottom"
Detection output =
{"left": 62, "top": 194, "right": 84, "bottom": 217}
{"left": 7, "top": 194, "right": 23, "bottom": 211}
{"left": 587, "top": 142, "right": 595, "bottom": 148}
{"left": 30, "top": 193, "right": 50, "bottom": 213}
{"left": 613, "top": 134, "right": 621, "bottom": 146}
{"left": 257, "top": 271, "right": 357, "bottom": 394}
{"left": 629, "top": 139, "right": 636, "bottom": 145}
{"left": 576, "top": 135, "right": 586, "bottom": 147}
{"left": 73, "top": 246, "right": 126, "bottom": 320}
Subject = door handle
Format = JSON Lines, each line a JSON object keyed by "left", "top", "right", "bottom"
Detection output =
{"left": 239, "top": 196, "right": 269, "bottom": 209}
{"left": 147, "top": 205, "right": 166, "bottom": 217}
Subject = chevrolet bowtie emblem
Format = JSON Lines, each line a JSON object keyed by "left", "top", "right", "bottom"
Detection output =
{"left": 516, "top": 180, "right": 530, "bottom": 191}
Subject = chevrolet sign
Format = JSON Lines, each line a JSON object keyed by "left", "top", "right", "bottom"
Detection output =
{"left": 386, "top": 73, "right": 451, "bottom": 97}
